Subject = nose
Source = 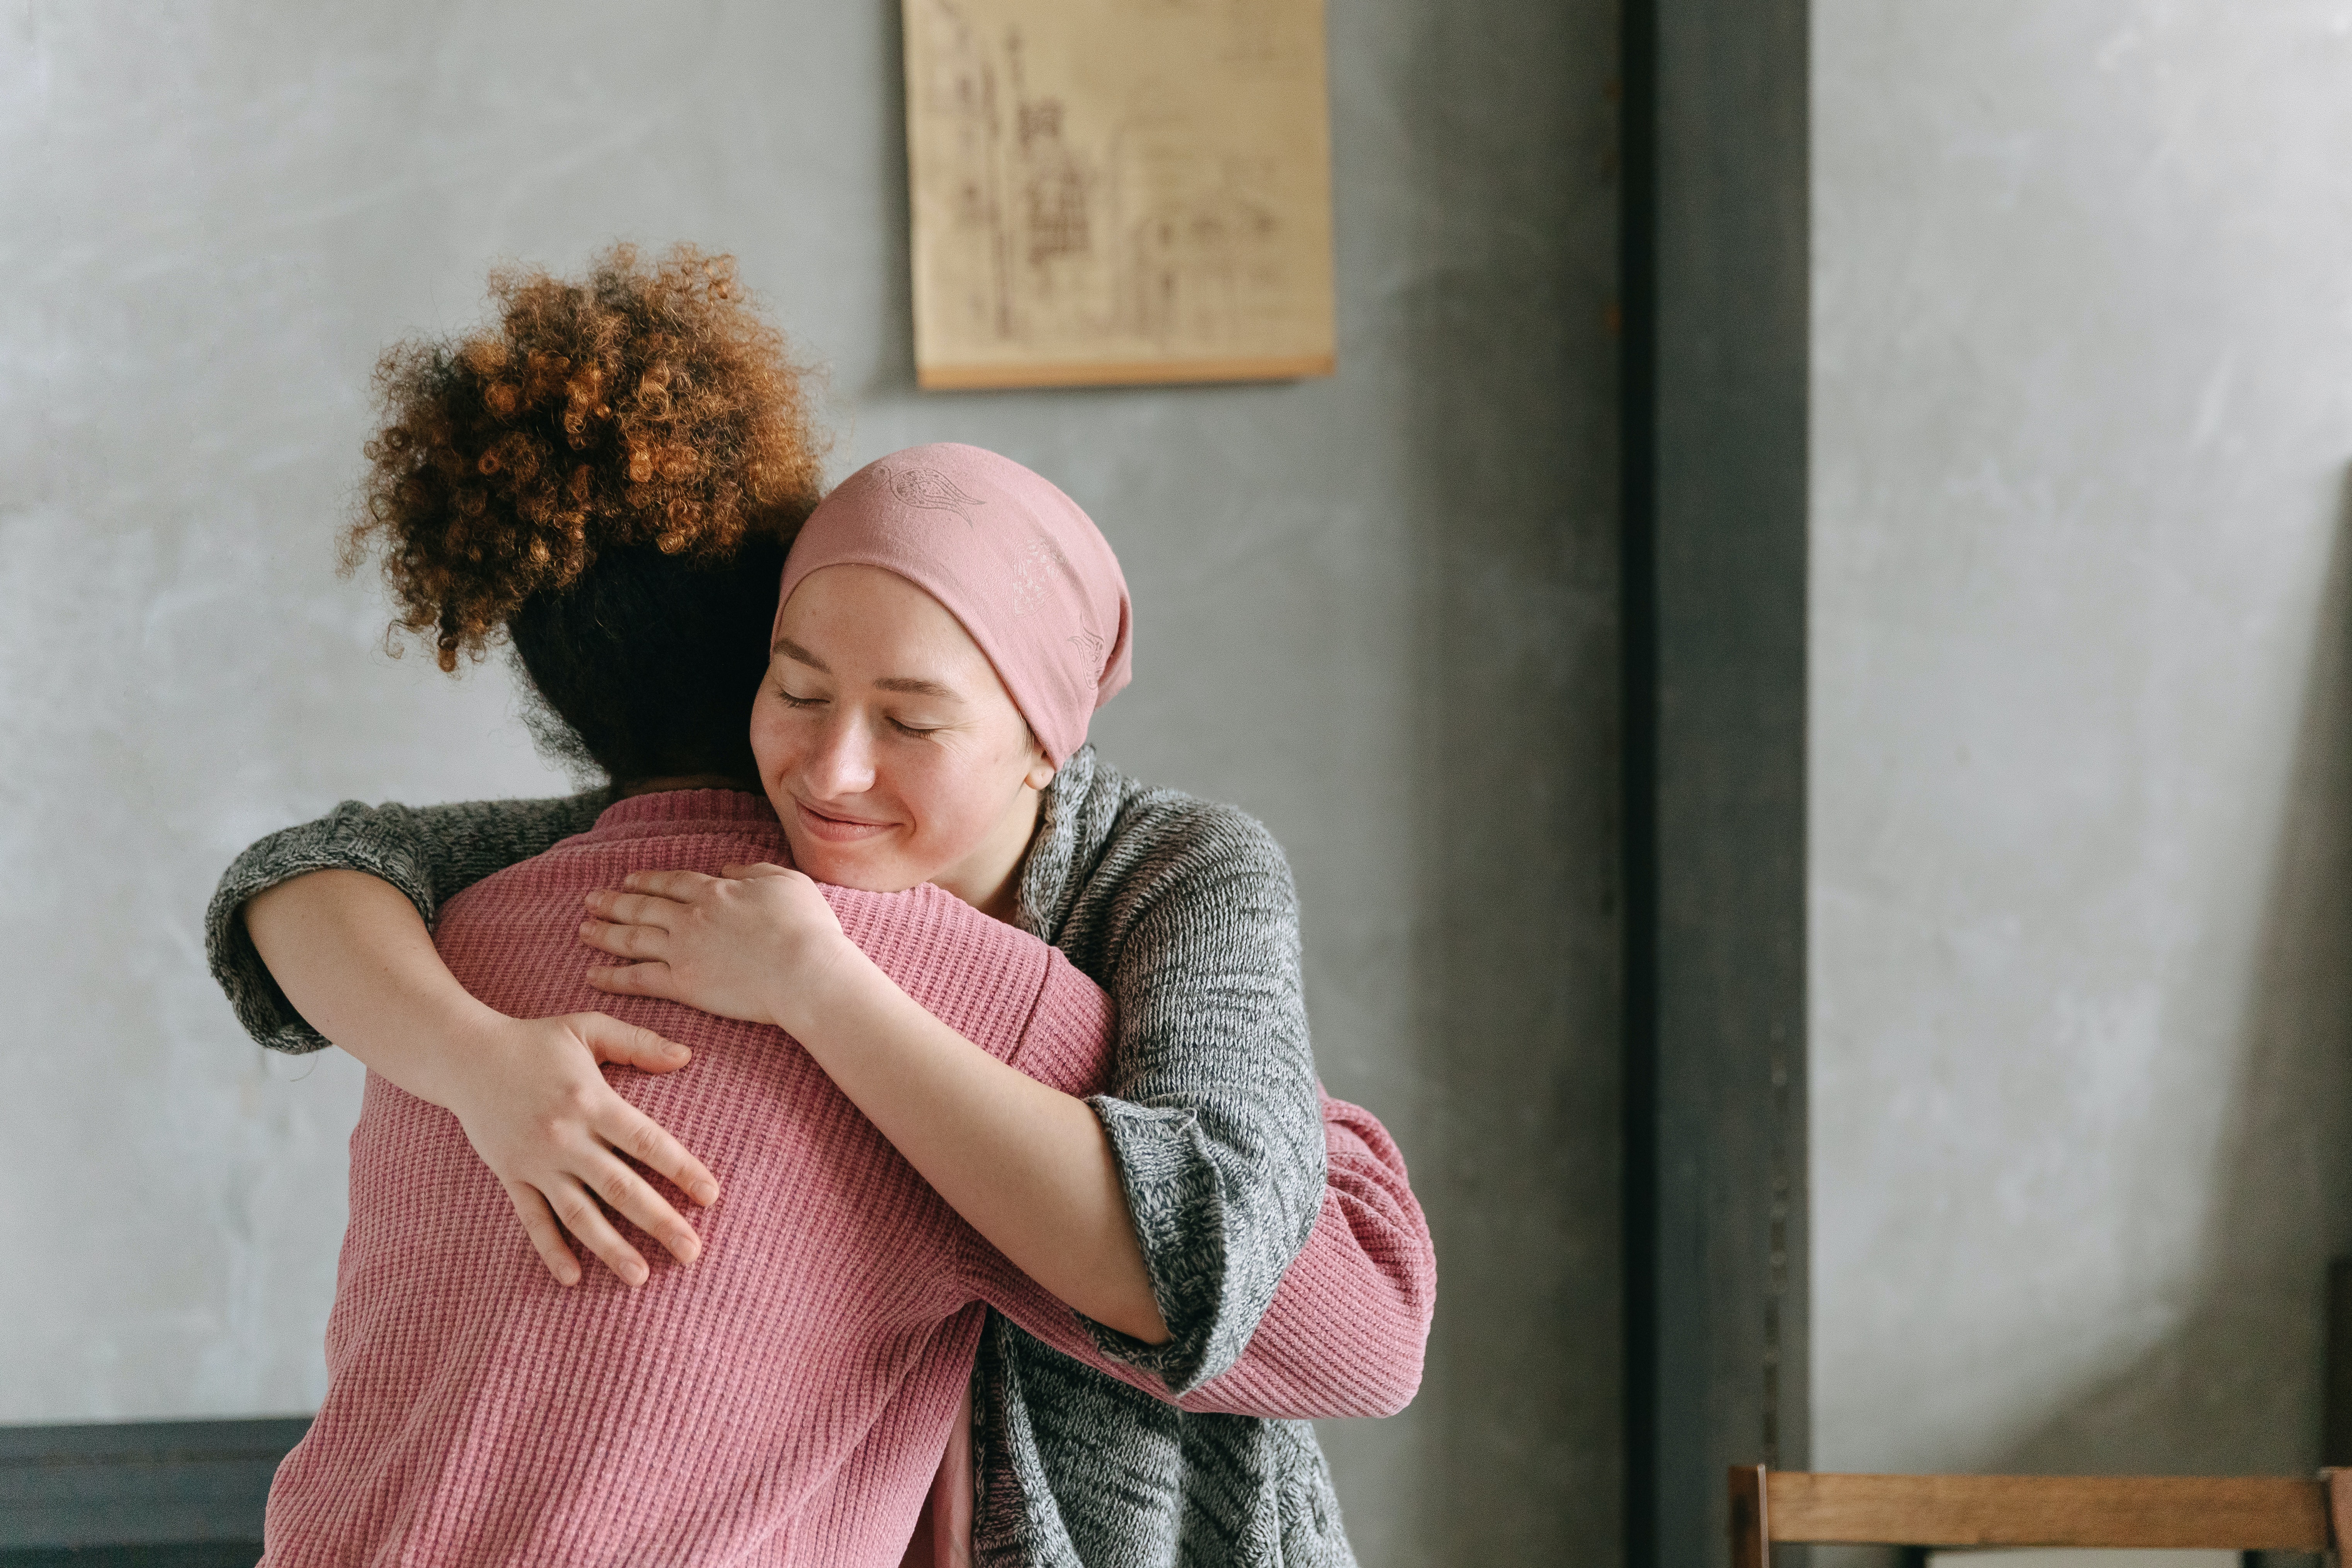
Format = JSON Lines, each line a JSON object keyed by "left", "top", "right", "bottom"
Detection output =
{"left": 803, "top": 709, "right": 878, "bottom": 800}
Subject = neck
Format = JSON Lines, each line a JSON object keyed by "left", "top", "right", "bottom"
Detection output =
{"left": 616, "top": 773, "right": 762, "bottom": 798}
{"left": 935, "top": 785, "right": 1044, "bottom": 923}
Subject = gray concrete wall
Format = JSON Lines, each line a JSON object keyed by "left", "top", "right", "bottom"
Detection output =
{"left": 1813, "top": 0, "right": 2352, "bottom": 1479}
{"left": 0, "top": 2, "right": 1620, "bottom": 1560}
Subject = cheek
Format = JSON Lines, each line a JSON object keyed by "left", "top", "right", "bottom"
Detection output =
{"left": 748, "top": 698, "right": 801, "bottom": 779}
{"left": 891, "top": 745, "right": 1010, "bottom": 847}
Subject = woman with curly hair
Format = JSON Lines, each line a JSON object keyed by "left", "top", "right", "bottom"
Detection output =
{"left": 209, "top": 244, "right": 1432, "bottom": 1566}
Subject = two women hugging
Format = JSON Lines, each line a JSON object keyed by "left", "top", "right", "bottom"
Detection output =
{"left": 206, "top": 245, "right": 1434, "bottom": 1568}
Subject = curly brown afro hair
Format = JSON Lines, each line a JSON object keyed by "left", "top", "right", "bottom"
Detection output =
{"left": 348, "top": 242, "right": 825, "bottom": 674}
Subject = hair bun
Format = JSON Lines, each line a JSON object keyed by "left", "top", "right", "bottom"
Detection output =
{"left": 346, "top": 243, "right": 827, "bottom": 671}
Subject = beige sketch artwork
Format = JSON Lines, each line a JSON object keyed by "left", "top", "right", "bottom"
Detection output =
{"left": 903, "top": 0, "right": 1336, "bottom": 390}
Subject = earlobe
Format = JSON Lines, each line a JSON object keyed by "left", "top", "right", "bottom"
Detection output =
{"left": 1021, "top": 730, "right": 1057, "bottom": 793}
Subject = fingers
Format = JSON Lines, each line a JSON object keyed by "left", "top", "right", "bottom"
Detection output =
{"left": 470, "top": 1014, "right": 713, "bottom": 1291}
{"left": 504, "top": 1180, "right": 583, "bottom": 1287}
{"left": 583, "top": 1136, "right": 706, "bottom": 1266}
{"left": 719, "top": 862, "right": 794, "bottom": 880}
{"left": 578, "top": 916, "right": 665, "bottom": 960}
{"left": 582, "top": 888, "right": 682, "bottom": 929}
{"left": 544, "top": 1172, "right": 651, "bottom": 1288}
{"left": 585, "top": 961, "right": 676, "bottom": 1000}
{"left": 570, "top": 1012, "right": 691, "bottom": 1075}
{"left": 617, "top": 869, "right": 716, "bottom": 899}
{"left": 592, "top": 1094, "right": 720, "bottom": 1209}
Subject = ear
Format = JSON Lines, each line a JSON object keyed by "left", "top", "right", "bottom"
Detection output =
{"left": 1024, "top": 735, "right": 1058, "bottom": 793}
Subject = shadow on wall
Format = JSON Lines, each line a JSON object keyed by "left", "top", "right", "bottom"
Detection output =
{"left": 1814, "top": 475, "right": 2352, "bottom": 1568}
{"left": 1990, "top": 472, "right": 2352, "bottom": 1478}
{"left": 1391, "top": 0, "right": 1622, "bottom": 1561}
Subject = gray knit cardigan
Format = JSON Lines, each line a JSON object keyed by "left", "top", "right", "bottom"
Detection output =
{"left": 204, "top": 746, "right": 1354, "bottom": 1568}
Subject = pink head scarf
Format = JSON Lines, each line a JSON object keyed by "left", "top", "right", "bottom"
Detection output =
{"left": 773, "top": 443, "right": 1133, "bottom": 766}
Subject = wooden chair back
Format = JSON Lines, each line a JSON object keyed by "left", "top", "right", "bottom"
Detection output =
{"left": 1728, "top": 1467, "right": 2352, "bottom": 1568}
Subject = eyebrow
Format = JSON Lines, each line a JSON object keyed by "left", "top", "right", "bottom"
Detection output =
{"left": 874, "top": 675, "right": 958, "bottom": 699}
{"left": 774, "top": 638, "right": 959, "bottom": 701}
{"left": 773, "top": 637, "right": 828, "bottom": 673}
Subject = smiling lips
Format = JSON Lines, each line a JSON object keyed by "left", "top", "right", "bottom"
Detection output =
{"left": 794, "top": 799, "right": 897, "bottom": 844}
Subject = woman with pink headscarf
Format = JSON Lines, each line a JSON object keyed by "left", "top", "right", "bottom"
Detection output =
{"left": 214, "top": 440, "right": 1427, "bottom": 1560}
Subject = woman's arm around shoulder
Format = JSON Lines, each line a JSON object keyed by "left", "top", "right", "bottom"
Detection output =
{"left": 218, "top": 793, "right": 716, "bottom": 1289}
{"left": 206, "top": 791, "right": 607, "bottom": 1052}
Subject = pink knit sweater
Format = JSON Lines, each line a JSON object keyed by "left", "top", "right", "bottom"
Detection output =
{"left": 265, "top": 792, "right": 1433, "bottom": 1566}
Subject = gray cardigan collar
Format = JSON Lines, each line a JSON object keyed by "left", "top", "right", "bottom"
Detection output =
{"left": 1014, "top": 744, "right": 1108, "bottom": 945}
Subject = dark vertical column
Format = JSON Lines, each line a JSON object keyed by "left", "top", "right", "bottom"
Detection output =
{"left": 1620, "top": 0, "right": 1665, "bottom": 1559}
{"left": 1622, "top": 0, "right": 1810, "bottom": 1564}
{"left": 2325, "top": 1257, "right": 2352, "bottom": 1465}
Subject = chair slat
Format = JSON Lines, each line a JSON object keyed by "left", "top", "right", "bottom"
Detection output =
{"left": 1729, "top": 1466, "right": 1769, "bottom": 1568}
{"left": 1762, "top": 1473, "right": 2330, "bottom": 1551}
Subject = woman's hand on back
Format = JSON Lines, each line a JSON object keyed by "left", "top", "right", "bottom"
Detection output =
{"left": 242, "top": 869, "right": 719, "bottom": 1290}
{"left": 435, "top": 1010, "right": 722, "bottom": 1289}
{"left": 579, "top": 864, "right": 855, "bottom": 1036}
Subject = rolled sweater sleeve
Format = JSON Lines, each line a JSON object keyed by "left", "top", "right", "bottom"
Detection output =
{"left": 204, "top": 792, "right": 608, "bottom": 1054}
{"left": 1173, "top": 1096, "right": 1435, "bottom": 1418}
{"left": 971, "top": 1092, "right": 1435, "bottom": 1420}
{"left": 1073, "top": 806, "right": 1326, "bottom": 1394}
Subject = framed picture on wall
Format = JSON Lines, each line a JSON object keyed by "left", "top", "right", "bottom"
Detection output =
{"left": 901, "top": 0, "right": 1336, "bottom": 391}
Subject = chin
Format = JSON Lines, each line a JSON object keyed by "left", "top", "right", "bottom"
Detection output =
{"left": 783, "top": 835, "right": 922, "bottom": 895}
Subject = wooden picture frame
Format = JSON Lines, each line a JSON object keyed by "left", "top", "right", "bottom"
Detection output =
{"left": 901, "top": 0, "right": 1336, "bottom": 391}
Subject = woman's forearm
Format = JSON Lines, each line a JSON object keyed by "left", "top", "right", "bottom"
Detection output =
{"left": 207, "top": 793, "right": 607, "bottom": 1057}
{"left": 243, "top": 871, "right": 505, "bottom": 1104}
{"left": 782, "top": 945, "right": 1170, "bottom": 1345}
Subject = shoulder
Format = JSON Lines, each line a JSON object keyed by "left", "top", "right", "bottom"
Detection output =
{"left": 1077, "top": 750, "right": 1291, "bottom": 879}
{"left": 1110, "top": 787, "right": 1291, "bottom": 890}
{"left": 1049, "top": 753, "right": 1299, "bottom": 964}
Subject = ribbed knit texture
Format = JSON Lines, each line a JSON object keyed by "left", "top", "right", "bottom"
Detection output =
{"left": 211, "top": 751, "right": 1436, "bottom": 1568}
{"left": 268, "top": 791, "right": 1114, "bottom": 1567}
